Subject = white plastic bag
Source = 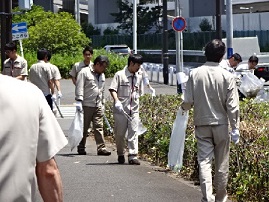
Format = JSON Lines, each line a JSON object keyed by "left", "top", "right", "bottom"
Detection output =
{"left": 254, "top": 87, "right": 269, "bottom": 103}
{"left": 68, "top": 111, "right": 83, "bottom": 151}
{"left": 168, "top": 108, "right": 189, "bottom": 172}
{"left": 239, "top": 72, "right": 265, "bottom": 98}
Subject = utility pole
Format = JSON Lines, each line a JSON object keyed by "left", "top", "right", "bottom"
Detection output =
{"left": 175, "top": 0, "right": 183, "bottom": 93}
{"left": 6, "top": 0, "right": 12, "bottom": 43}
{"left": 216, "top": 0, "right": 222, "bottom": 40}
{"left": 75, "top": 0, "right": 80, "bottom": 25}
{"left": 162, "top": 0, "right": 169, "bottom": 85}
{"left": 1, "top": 0, "right": 12, "bottom": 71}
{"left": 133, "top": 0, "right": 137, "bottom": 54}
{"left": 226, "top": 0, "right": 233, "bottom": 58}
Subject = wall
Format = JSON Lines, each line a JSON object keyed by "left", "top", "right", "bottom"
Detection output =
{"left": 186, "top": 12, "right": 269, "bottom": 32}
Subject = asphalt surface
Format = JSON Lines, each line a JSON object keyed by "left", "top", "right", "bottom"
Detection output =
{"left": 32, "top": 78, "right": 208, "bottom": 202}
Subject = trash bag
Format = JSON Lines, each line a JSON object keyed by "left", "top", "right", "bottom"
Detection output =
{"left": 168, "top": 108, "right": 189, "bottom": 172}
{"left": 68, "top": 111, "right": 83, "bottom": 151}
{"left": 136, "top": 119, "right": 147, "bottom": 136}
{"left": 239, "top": 72, "right": 265, "bottom": 98}
{"left": 254, "top": 87, "right": 269, "bottom": 103}
{"left": 122, "top": 110, "right": 147, "bottom": 136}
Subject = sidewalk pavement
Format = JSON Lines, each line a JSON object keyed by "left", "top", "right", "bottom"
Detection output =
{"left": 47, "top": 79, "right": 232, "bottom": 202}
{"left": 59, "top": 78, "right": 178, "bottom": 106}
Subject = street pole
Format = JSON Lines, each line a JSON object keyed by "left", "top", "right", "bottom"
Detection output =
{"left": 75, "top": 0, "right": 80, "bottom": 25}
{"left": 133, "top": 0, "right": 137, "bottom": 54}
{"left": 1, "top": 0, "right": 13, "bottom": 71}
{"left": 1, "top": 0, "right": 7, "bottom": 71}
{"left": 216, "top": 0, "right": 222, "bottom": 40}
{"left": 226, "top": 0, "right": 233, "bottom": 58}
{"left": 6, "top": 0, "right": 12, "bottom": 43}
{"left": 175, "top": 0, "right": 182, "bottom": 93}
{"left": 162, "top": 0, "right": 169, "bottom": 85}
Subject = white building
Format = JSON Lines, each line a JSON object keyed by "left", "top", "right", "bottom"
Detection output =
{"left": 53, "top": 0, "right": 269, "bottom": 33}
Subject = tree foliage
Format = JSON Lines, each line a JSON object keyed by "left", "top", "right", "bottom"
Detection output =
{"left": 111, "top": 0, "right": 162, "bottom": 34}
{"left": 81, "top": 22, "right": 101, "bottom": 37}
{"left": 199, "top": 18, "right": 212, "bottom": 32}
{"left": 103, "top": 27, "right": 119, "bottom": 35}
{"left": 12, "top": 5, "right": 90, "bottom": 54}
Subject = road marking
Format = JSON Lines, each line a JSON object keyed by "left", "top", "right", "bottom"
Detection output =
{"left": 55, "top": 105, "right": 76, "bottom": 119}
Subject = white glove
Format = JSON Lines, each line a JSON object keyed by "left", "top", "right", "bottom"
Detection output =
{"left": 115, "top": 100, "right": 123, "bottom": 112}
{"left": 58, "top": 91, "right": 63, "bottom": 98}
{"left": 149, "top": 86, "right": 156, "bottom": 97}
{"left": 76, "top": 101, "right": 83, "bottom": 112}
{"left": 143, "top": 77, "right": 150, "bottom": 86}
{"left": 101, "top": 105, "right": 105, "bottom": 113}
{"left": 51, "top": 94, "right": 57, "bottom": 102}
{"left": 230, "top": 129, "right": 240, "bottom": 144}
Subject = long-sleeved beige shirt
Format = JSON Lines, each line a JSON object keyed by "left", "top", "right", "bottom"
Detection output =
{"left": 75, "top": 65, "right": 105, "bottom": 107}
{"left": 109, "top": 66, "right": 143, "bottom": 114}
{"left": 182, "top": 62, "right": 240, "bottom": 130}
{"left": 29, "top": 60, "right": 53, "bottom": 95}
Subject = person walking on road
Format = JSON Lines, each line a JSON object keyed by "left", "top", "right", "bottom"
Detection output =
{"left": 0, "top": 74, "right": 67, "bottom": 202}
{"left": 181, "top": 39, "right": 240, "bottom": 202}
{"left": 2, "top": 42, "right": 28, "bottom": 81}
{"left": 75, "top": 55, "right": 111, "bottom": 156}
{"left": 139, "top": 65, "right": 156, "bottom": 96}
{"left": 236, "top": 55, "right": 259, "bottom": 75}
{"left": 47, "top": 50, "right": 63, "bottom": 99}
{"left": 219, "top": 53, "right": 242, "bottom": 74}
{"left": 47, "top": 51, "right": 63, "bottom": 115}
{"left": 70, "top": 46, "right": 94, "bottom": 85}
{"left": 109, "top": 54, "right": 144, "bottom": 165}
{"left": 29, "top": 48, "right": 55, "bottom": 110}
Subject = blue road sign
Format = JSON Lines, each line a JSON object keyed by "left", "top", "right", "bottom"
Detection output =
{"left": 172, "top": 17, "right": 186, "bottom": 32}
{"left": 227, "top": 48, "right": 233, "bottom": 58}
{"left": 12, "top": 22, "right": 29, "bottom": 41}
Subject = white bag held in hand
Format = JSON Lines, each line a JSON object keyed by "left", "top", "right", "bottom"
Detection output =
{"left": 68, "top": 111, "right": 83, "bottom": 151}
{"left": 168, "top": 108, "right": 189, "bottom": 172}
{"left": 239, "top": 72, "right": 265, "bottom": 98}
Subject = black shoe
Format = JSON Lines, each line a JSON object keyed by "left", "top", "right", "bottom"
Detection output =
{"left": 118, "top": 155, "right": 125, "bottom": 164}
{"left": 97, "top": 149, "right": 111, "bottom": 156}
{"left": 128, "top": 159, "right": 140, "bottom": 165}
{"left": 78, "top": 150, "right": 87, "bottom": 155}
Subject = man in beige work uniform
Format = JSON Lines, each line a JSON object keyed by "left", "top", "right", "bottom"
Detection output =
{"left": 47, "top": 51, "right": 62, "bottom": 98}
{"left": 75, "top": 55, "right": 111, "bottom": 156}
{"left": 47, "top": 51, "right": 63, "bottom": 115}
{"left": 2, "top": 42, "right": 28, "bottom": 81}
{"left": 29, "top": 48, "right": 55, "bottom": 110}
{"left": 181, "top": 39, "right": 240, "bottom": 202}
{"left": 70, "top": 46, "right": 94, "bottom": 85}
{"left": 109, "top": 54, "right": 143, "bottom": 165}
{"left": 0, "top": 74, "right": 67, "bottom": 202}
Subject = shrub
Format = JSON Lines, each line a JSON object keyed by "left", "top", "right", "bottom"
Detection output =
{"left": 13, "top": 5, "right": 90, "bottom": 54}
{"left": 25, "top": 49, "right": 128, "bottom": 79}
{"left": 105, "top": 95, "right": 269, "bottom": 201}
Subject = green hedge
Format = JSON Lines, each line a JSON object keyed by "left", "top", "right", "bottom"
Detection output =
{"left": 104, "top": 95, "right": 269, "bottom": 201}
{"left": 24, "top": 49, "right": 128, "bottom": 79}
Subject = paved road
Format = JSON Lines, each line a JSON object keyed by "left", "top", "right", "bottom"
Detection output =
{"left": 59, "top": 78, "right": 178, "bottom": 106}
{"left": 33, "top": 79, "right": 207, "bottom": 202}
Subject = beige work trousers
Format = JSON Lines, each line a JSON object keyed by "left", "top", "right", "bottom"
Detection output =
{"left": 113, "top": 112, "right": 139, "bottom": 160}
{"left": 78, "top": 106, "right": 106, "bottom": 151}
{"left": 195, "top": 125, "right": 230, "bottom": 202}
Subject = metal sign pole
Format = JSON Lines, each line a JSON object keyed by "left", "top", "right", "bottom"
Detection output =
{"left": 226, "top": 0, "right": 233, "bottom": 58}
{"left": 19, "top": 40, "right": 24, "bottom": 58}
{"left": 1, "top": 0, "right": 6, "bottom": 71}
{"left": 133, "top": 0, "right": 137, "bottom": 54}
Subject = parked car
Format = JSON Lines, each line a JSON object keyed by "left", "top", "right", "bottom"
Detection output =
{"left": 254, "top": 64, "right": 269, "bottom": 82}
{"left": 104, "top": 45, "right": 132, "bottom": 56}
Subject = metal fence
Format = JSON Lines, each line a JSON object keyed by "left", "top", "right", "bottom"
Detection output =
{"left": 90, "top": 30, "right": 269, "bottom": 51}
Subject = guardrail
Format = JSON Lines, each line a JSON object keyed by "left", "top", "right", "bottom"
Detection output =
{"left": 142, "top": 62, "right": 195, "bottom": 86}
{"left": 138, "top": 49, "right": 204, "bottom": 56}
